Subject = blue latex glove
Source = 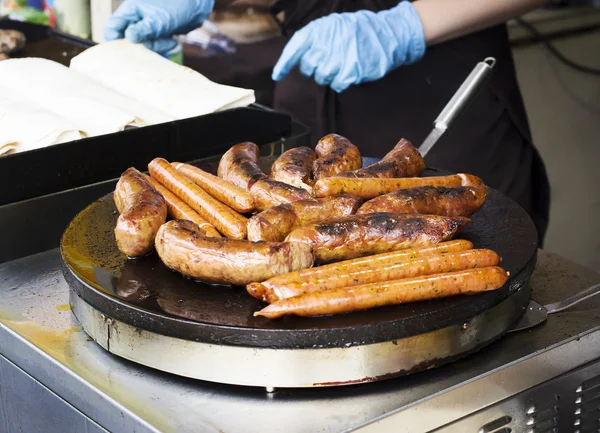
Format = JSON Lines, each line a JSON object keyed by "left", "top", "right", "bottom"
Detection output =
{"left": 272, "top": 1, "right": 426, "bottom": 93}
{"left": 104, "top": 0, "right": 215, "bottom": 54}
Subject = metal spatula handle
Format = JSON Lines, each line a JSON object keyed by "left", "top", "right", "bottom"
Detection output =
{"left": 434, "top": 57, "right": 496, "bottom": 131}
{"left": 545, "top": 282, "right": 600, "bottom": 314}
{"left": 418, "top": 57, "right": 496, "bottom": 157}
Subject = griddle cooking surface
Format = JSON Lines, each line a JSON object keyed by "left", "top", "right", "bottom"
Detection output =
{"left": 61, "top": 161, "right": 538, "bottom": 349}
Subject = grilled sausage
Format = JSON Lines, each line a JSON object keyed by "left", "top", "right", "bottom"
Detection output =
{"left": 148, "top": 158, "right": 247, "bottom": 239}
{"left": 335, "top": 138, "right": 425, "bottom": 178}
{"left": 357, "top": 185, "right": 488, "bottom": 217}
{"left": 249, "top": 178, "right": 312, "bottom": 212}
{"left": 247, "top": 195, "right": 363, "bottom": 242}
{"left": 285, "top": 213, "right": 470, "bottom": 263}
{"left": 173, "top": 162, "right": 256, "bottom": 213}
{"left": 313, "top": 134, "right": 362, "bottom": 179}
{"left": 314, "top": 173, "right": 483, "bottom": 199}
{"left": 247, "top": 239, "right": 475, "bottom": 302}
{"left": 218, "top": 142, "right": 311, "bottom": 210}
{"left": 155, "top": 220, "right": 314, "bottom": 286}
{"left": 114, "top": 167, "right": 167, "bottom": 257}
{"left": 271, "top": 147, "right": 316, "bottom": 193}
{"left": 254, "top": 267, "right": 509, "bottom": 318}
{"left": 144, "top": 174, "right": 221, "bottom": 237}
{"left": 217, "top": 142, "right": 267, "bottom": 190}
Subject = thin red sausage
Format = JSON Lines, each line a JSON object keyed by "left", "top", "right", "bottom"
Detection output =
{"left": 148, "top": 158, "right": 247, "bottom": 239}
{"left": 249, "top": 246, "right": 497, "bottom": 303}
{"left": 254, "top": 267, "right": 509, "bottom": 318}
{"left": 174, "top": 162, "right": 256, "bottom": 213}
{"left": 144, "top": 174, "right": 221, "bottom": 237}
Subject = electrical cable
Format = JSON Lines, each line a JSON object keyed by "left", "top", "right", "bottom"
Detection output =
{"left": 516, "top": 17, "right": 600, "bottom": 75}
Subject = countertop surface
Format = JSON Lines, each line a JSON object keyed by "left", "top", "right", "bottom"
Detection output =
{"left": 1, "top": 249, "right": 600, "bottom": 433}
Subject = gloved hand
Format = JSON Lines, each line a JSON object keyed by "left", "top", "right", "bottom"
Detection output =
{"left": 272, "top": 1, "right": 426, "bottom": 93}
{"left": 104, "top": 0, "right": 215, "bottom": 55}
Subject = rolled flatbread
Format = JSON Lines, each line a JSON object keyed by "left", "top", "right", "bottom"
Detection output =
{"left": 0, "top": 85, "right": 87, "bottom": 156}
{"left": 70, "top": 39, "right": 256, "bottom": 119}
{"left": 0, "top": 57, "right": 174, "bottom": 138}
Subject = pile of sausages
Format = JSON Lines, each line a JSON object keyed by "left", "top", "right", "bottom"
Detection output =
{"left": 113, "top": 133, "right": 508, "bottom": 319}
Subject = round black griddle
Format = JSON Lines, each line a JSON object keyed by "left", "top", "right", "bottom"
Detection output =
{"left": 61, "top": 159, "right": 538, "bottom": 350}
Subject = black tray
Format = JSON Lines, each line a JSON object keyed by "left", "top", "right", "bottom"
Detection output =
{"left": 0, "top": 18, "right": 93, "bottom": 64}
{"left": 0, "top": 20, "right": 307, "bottom": 205}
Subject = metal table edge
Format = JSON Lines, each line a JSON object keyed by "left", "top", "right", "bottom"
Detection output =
{"left": 0, "top": 322, "right": 160, "bottom": 433}
{"left": 352, "top": 325, "right": 600, "bottom": 433}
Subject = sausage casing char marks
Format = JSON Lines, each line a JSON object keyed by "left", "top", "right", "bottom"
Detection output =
{"left": 271, "top": 146, "right": 316, "bottom": 193}
{"left": 313, "top": 134, "right": 362, "bottom": 179}
{"left": 217, "top": 142, "right": 267, "bottom": 190}
{"left": 314, "top": 173, "right": 484, "bottom": 199}
{"left": 335, "top": 138, "right": 425, "bottom": 178}
{"left": 254, "top": 267, "right": 509, "bottom": 318}
{"left": 250, "top": 178, "right": 312, "bottom": 212}
{"left": 358, "top": 185, "right": 488, "bottom": 217}
{"left": 218, "top": 141, "right": 311, "bottom": 210}
{"left": 155, "top": 220, "right": 314, "bottom": 286}
{"left": 285, "top": 212, "right": 470, "bottom": 263}
{"left": 114, "top": 167, "right": 167, "bottom": 257}
{"left": 247, "top": 195, "right": 363, "bottom": 242}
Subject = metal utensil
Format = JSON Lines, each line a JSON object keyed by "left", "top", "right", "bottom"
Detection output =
{"left": 419, "top": 57, "right": 496, "bottom": 157}
{"left": 509, "top": 282, "right": 600, "bottom": 332}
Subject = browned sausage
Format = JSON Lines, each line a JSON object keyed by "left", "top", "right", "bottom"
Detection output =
{"left": 357, "top": 185, "right": 488, "bottom": 217}
{"left": 148, "top": 158, "right": 247, "bottom": 239}
{"left": 335, "top": 138, "right": 425, "bottom": 178}
{"left": 270, "top": 147, "right": 316, "bottom": 193}
{"left": 155, "top": 220, "right": 314, "bottom": 286}
{"left": 247, "top": 195, "right": 363, "bottom": 242}
{"left": 217, "top": 142, "right": 311, "bottom": 210}
{"left": 254, "top": 267, "right": 509, "bottom": 318}
{"left": 249, "top": 178, "right": 312, "bottom": 212}
{"left": 313, "top": 134, "right": 362, "bottom": 179}
{"left": 144, "top": 174, "right": 222, "bottom": 237}
{"left": 173, "top": 162, "right": 256, "bottom": 213}
{"left": 247, "top": 240, "right": 477, "bottom": 302}
{"left": 285, "top": 213, "right": 470, "bottom": 263}
{"left": 314, "top": 173, "right": 484, "bottom": 199}
{"left": 217, "top": 142, "right": 267, "bottom": 190}
{"left": 114, "top": 167, "right": 167, "bottom": 257}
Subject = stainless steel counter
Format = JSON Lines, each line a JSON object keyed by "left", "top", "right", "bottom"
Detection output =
{"left": 1, "top": 249, "right": 600, "bottom": 433}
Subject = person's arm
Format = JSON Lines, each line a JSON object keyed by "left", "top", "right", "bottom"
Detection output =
{"left": 272, "top": 0, "right": 550, "bottom": 92}
{"left": 413, "top": 0, "right": 548, "bottom": 45}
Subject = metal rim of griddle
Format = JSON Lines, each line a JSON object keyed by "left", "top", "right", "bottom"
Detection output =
{"left": 62, "top": 250, "right": 536, "bottom": 350}
{"left": 70, "top": 279, "right": 531, "bottom": 389}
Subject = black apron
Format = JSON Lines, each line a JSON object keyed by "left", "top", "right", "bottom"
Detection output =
{"left": 269, "top": 0, "right": 550, "bottom": 245}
